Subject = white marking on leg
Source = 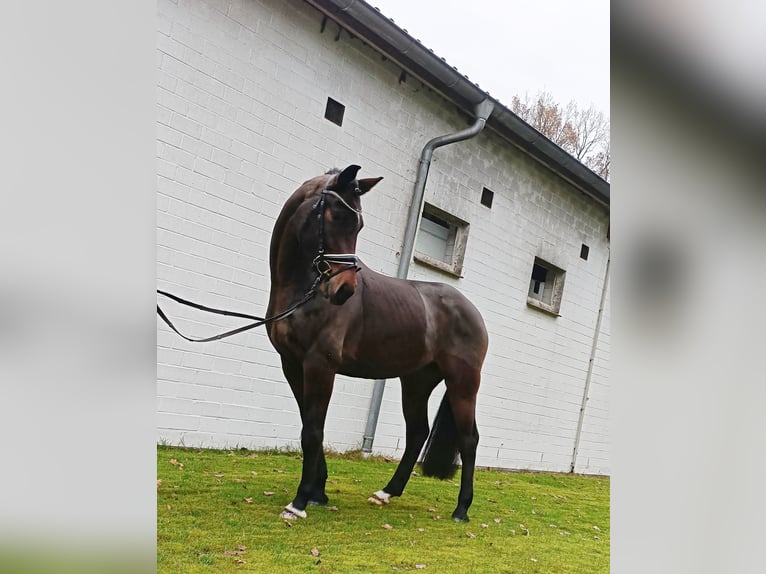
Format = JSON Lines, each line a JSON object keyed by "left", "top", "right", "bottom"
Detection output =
{"left": 367, "top": 490, "right": 391, "bottom": 505}
{"left": 279, "top": 503, "right": 307, "bottom": 519}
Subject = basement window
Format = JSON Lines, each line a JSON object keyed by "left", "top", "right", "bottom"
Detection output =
{"left": 324, "top": 97, "right": 345, "bottom": 126}
{"left": 527, "top": 257, "right": 565, "bottom": 316}
{"left": 414, "top": 204, "right": 469, "bottom": 278}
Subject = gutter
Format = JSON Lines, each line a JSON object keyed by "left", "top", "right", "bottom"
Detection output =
{"left": 361, "top": 98, "right": 495, "bottom": 453}
{"left": 570, "top": 247, "right": 610, "bottom": 472}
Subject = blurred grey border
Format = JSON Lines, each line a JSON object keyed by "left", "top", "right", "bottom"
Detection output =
{"left": 613, "top": 2, "right": 764, "bottom": 573}
{"left": 0, "top": 2, "right": 157, "bottom": 572}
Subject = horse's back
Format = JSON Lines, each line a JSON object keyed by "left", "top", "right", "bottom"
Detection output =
{"left": 355, "top": 265, "right": 487, "bottom": 371}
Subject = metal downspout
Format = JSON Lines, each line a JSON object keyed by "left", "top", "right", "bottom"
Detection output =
{"left": 361, "top": 99, "right": 495, "bottom": 453}
{"left": 570, "top": 247, "right": 610, "bottom": 473}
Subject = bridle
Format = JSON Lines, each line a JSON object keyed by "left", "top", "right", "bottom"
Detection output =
{"left": 156, "top": 182, "right": 364, "bottom": 343}
{"left": 311, "top": 186, "right": 363, "bottom": 281}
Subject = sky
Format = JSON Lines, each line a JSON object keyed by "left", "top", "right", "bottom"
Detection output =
{"left": 370, "top": 0, "right": 610, "bottom": 116}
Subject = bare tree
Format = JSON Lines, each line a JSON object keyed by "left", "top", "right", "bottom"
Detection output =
{"left": 511, "top": 91, "right": 610, "bottom": 181}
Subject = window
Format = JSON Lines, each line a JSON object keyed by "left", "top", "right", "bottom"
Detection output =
{"left": 414, "top": 204, "right": 469, "bottom": 277}
{"left": 580, "top": 243, "right": 590, "bottom": 260}
{"left": 527, "top": 257, "right": 565, "bottom": 316}
{"left": 324, "top": 97, "right": 345, "bottom": 126}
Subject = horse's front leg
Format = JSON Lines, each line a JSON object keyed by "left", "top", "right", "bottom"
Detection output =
{"left": 281, "top": 359, "right": 335, "bottom": 520}
{"left": 281, "top": 356, "right": 330, "bottom": 507}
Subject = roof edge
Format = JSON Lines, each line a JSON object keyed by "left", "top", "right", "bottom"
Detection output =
{"left": 303, "top": 0, "right": 609, "bottom": 208}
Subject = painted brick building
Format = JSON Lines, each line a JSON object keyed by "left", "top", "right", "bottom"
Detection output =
{"left": 157, "top": 0, "right": 610, "bottom": 474}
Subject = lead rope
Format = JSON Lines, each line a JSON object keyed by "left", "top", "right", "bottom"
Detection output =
{"left": 157, "top": 187, "right": 361, "bottom": 342}
{"left": 156, "top": 282, "right": 320, "bottom": 343}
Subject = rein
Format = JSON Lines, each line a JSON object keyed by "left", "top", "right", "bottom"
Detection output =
{"left": 156, "top": 186, "right": 362, "bottom": 343}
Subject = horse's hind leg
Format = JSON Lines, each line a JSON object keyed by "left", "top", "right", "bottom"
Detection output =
{"left": 370, "top": 365, "right": 441, "bottom": 504}
{"left": 442, "top": 357, "right": 481, "bottom": 522}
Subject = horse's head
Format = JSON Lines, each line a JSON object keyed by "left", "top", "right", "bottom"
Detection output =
{"left": 316, "top": 165, "right": 382, "bottom": 304}
{"left": 288, "top": 164, "right": 382, "bottom": 305}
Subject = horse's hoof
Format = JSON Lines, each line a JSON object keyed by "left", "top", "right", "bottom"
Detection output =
{"left": 368, "top": 490, "right": 391, "bottom": 505}
{"left": 451, "top": 513, "right": 469, "bottom": 523}
{"left": 280, "top": 503, "right": 307, "bottom": 520}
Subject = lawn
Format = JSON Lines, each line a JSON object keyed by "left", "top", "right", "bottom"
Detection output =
{"left": 157, "top": 446, "right": 609, "bottom": 573}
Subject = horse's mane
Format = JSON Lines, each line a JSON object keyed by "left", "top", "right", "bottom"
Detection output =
{"left": 268, "top": 169, "right": 337, "bottom": 277}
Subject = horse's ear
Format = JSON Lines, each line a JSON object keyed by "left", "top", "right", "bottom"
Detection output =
{"left": 332, "top": 164, "right": 361, "bottom": 189}
{"left": 355, "top": 177, "right": 383, "bottom": 195}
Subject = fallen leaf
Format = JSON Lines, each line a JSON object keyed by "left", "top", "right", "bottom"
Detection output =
{"left": 237, "top": 545, "right": 246, "bottom": 552}
{"left": 466, "top": 532, "right": 476, "bottom": 539}
{"left": 234, "top": 558, "right": 246, "bottom": 564}
{"left": 284, "top": 520, "right": 293, "bottom": 528}
{"left": 263, "top": 491, "right": 275, "bottom": 497}
{"left": 417, "top": 528, "right": 425, "bottom": 533}
{"left": 310, "top": 547, "right": 320, "bottom": 557}
{"left": 530, "top": 558, "right": 538, "bottom": 563}
{"left": 156, "top": 479, "right": 162, "bottom": 488}
{"left": 234, "top": 478, "right": 245, "bottom": 483}
{"left": 593, "top": 525, "right": 601, "bottom": 531}
{"left": 224, "top": 549, "right": 246, "bottom": 556}
{"left": 549, "top": 524, "right": 558, "bottom": 528}
{"left": 415, "top": 565, "right": 426, "bottom": 570}
{"left": 493, "top": 518, "right": 501, "bottom": 524}
{"left": 487, "top": 498, "right": 497, "bottom": 503}
{"left": 214, "top": 474, "right": 225, "bottom": 478}
{"left": 244, "top": 497, "right": 253, "bottom": 504}
{"left": 327, "top": 506, "right": 339, "bottom": 511}
{"left": 481, "top": 523, "right": 489, "bottom": 529}
{"left": 427, "top": 508, "right": 437, "bottom": 513}
{"left": 381, "top": 524, "right": 393, "bottom": 530}
{"left": 169, "top": 459, "right": 184, "bottom": 469}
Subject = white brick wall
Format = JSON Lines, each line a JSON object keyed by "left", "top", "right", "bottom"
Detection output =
{"left": 157, "top": 0, "right": 610, "bottom": 474}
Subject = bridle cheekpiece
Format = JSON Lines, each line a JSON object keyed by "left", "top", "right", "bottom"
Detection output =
{"left": 312, "top": 186, "right": 363, "bottom": 281}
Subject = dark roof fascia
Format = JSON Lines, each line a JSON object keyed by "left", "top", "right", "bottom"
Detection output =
{"left": 303, "top": 0, "right": 610, "bottom": 209}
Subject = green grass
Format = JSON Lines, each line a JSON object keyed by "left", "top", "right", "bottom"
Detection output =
{"left": 157, "top": 446, "right": 609, "bottom": 573}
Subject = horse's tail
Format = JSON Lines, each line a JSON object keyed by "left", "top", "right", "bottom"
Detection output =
{"left": 420, "top": 393, "right": 459, "bottom": 480}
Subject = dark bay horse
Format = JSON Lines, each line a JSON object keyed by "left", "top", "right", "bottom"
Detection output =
{"left": 266, "top": 165, "right": 488, "bottom": 522}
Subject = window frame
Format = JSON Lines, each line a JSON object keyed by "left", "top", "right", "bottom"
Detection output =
{"left": 526, "top": 257, "right": 566, "bottom": 316}
{"left": 413, "top": 203, "right": 469, "bottom": 278}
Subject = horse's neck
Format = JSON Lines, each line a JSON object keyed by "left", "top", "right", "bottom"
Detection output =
{"left": 270, "top": 234, "right": 317, "bottom": 299}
